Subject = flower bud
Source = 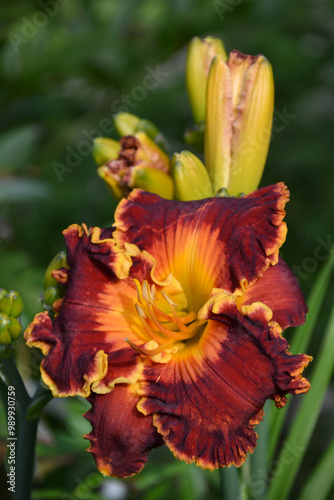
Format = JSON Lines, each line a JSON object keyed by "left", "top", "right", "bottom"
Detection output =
{"left": 98, "top": 133, "right": 172, "bottom": 200}
{"left": 43, "top": 286, "right": 65, "bottom": 307}
{"left": 0, "top": 316, "right": 11, "bottom": 345}
{"left": 132, "top": 167, "right": 174, "bottom": 199}
{"left": 172, "top": 151, "right": 214, "bottom": 201}
{"left": 113, "top": 112, "right": 141, "bottom": 136}
{"left": 6, "top": 316, "right": 21, "bottom": 340}
{"left": 92, "top": 137, "right": 120, "bottom": 166}
{"left": 43, "top": 251, "right": 68, "bottom": 289}
{"left": 0, "top": 313, "right": 21, "bottom": 344}
{"left": 136, "top": 119, "right": 169, "bottom": 154}
{"left": 186, "top": 36, "right": 227, "bottom": 123}
{"left": 205, "top": 50, "right": 274, "bottom": 196}
{"left": 136, "top": 119, "right": 160, "bottom": 140}
{"left": 0, "top": 290, "right": 23, "bottom": 318}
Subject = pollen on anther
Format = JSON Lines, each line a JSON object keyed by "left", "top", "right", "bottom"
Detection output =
{"left": 135, "top": 303, "right": 147, "bottom": 318}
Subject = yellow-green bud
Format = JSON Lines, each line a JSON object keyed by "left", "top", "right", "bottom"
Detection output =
{"left": 92, "top": 137, "right": 120, "bottom": 166}
{"left": 135, "top": 119, "right": 168, "bottom": 153}
{"left": 0, "top": 290, "right": 23, "bottom": 318}
{"left": 172, "top": 151, "right": 214, "bottom": 201}
{"left": 113, "top": 112, "right": 141, "bottom": 136}
{"left": 6, "top": 316, "right": 21, "bottom": 340}
{"left": 43, "top": 251, "right": 67, "bottom": 289}
{"left": 0, "top": 288, "right": 8, "bottom": 300}
{"left": 135, "top": 119, "right": 159, "bottom": 140}
{"left": 43, "top": 286, "right": 64, "bottom": 307}
{"left": 0, "top": 313, "right": 21, "bottom": 344}
{"left": 132, "top": 167, "right": 174, "bottom": 200}
{"left": 186, "top": 36, "right": 227, "bottom": 123}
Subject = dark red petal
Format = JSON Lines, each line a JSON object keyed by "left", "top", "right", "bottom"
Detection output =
{"left": 240, "top": 257, "right": 308, "bottom": 329}
{"left": 25, "top": 225, "right": 148, "bottom": 397}
{"left": 137, "top": 301, "right": 311, "bottom": 470}
{"left": 24, "top": 312, "right": 109, "bottom": 397}
{"left": 84, "top": 384, "right": 163, "bottom": 477}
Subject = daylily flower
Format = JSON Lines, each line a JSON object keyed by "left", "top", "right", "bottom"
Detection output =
{"left": 25, "top": 183, "right": 311, "bottom": 477}
{"left": 97, "top": 133, "right": 174, "bottom": 200}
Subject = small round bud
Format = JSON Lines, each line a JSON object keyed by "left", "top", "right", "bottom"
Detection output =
{"left": 6, "top": 317, "right": 22, "bottom": 340}
{"left": 43, "top": 286, "right": 64, "bottom": 307}
{"left": 0, "top": 313, "right": 22, "bottom": 344}
{"left": 0, "top": 290, "right": 23, "bottom": 317}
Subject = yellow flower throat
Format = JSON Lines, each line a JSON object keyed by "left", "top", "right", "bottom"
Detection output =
{"left": 126, "top": 279, "right": 206, "bottom": 356}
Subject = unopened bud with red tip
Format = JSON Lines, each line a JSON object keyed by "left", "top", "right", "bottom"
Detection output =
{"left": 186, "top": 36, "right": 227, "bottom": 123}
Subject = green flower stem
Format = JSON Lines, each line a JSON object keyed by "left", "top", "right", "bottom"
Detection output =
{"left": 2, "top": 355, "right": 30, "bottom": 407}
{"left": 240, "top": 458, "right": 251, "bottom": 500}
{"left": 1, "top": 356, "right": 44, "bottom": 500}
{"left": 219, "top": 466, "right": 240, "bottom": 500}
{"left": 14, "top": 412, "right": 39, "bottom": 500}
{"left": 249, "top": 401, "right": 270, "bottom": 500}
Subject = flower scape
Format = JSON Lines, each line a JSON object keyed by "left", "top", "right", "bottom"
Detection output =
{"left": 24, "top": 37, "right": 311, "bottom": 478}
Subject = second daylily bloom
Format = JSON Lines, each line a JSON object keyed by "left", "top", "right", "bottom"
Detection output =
{"left": 25, "top": 183, "right": 311, "bottom": 478}
{"left": 205, "top": 50, "right": 274, "bottom": 196}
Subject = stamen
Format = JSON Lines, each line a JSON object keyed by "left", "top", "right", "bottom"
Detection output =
{"left": 135, "top": 303, "right": 146, "bottom": 318}
{"left": 130, "top": 280, "right": 205, "bottom": 357}
{"left": 125, "top": 337, "right": 177, "bottom": 357}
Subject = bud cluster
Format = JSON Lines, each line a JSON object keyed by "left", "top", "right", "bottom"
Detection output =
{"left": 0, "top": 289, "right": 23, "bottom": 345}
{"left": 91, "top": 36, "right": 274, "bottom": 203}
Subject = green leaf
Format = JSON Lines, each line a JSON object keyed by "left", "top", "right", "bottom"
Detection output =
{"left": 26, "top": 390, "right": 53, "bottom": 420}
{"left": 0, "top": 177, "right": 52, "bottom": 204}
{"left": 269, "top": 249, "right": 334, "bottom": 461}
{"left": 0, "top": 125, "right": 41, "bottom": 171}
{"left": 268, "top": 296, "right": 334, "bottom": 500}
{"left": 31, "top": 489, "right": 76, "bottom": 499}
{"left": 299, "top": 437, "right": 334, "bottom": 500}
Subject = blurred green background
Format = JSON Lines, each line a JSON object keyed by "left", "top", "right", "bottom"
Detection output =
{"left": 0, "top": 0, "right": 333, "bottom": 499}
